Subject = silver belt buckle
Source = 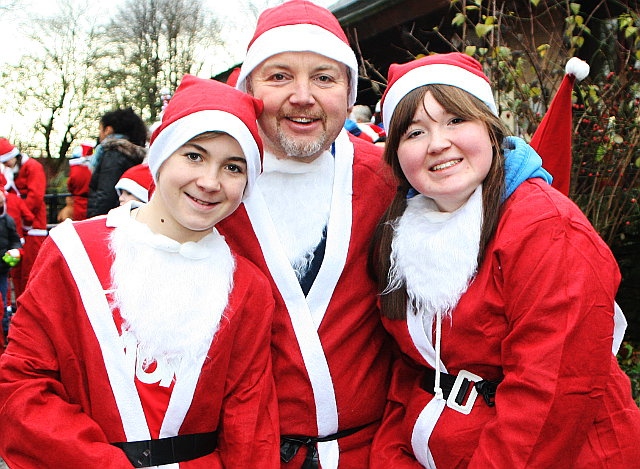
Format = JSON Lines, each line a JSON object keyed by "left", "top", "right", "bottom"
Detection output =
{"left": 446, "top": 369, "right": 482, "bottom": 415}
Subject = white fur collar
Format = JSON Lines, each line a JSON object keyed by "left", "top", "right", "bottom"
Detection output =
{"left": 387, "top": 185, "right": 483, "bottom": 321}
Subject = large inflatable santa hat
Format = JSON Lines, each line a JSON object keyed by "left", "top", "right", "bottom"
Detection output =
{"left": 115, "top": 163, "right": 153, "bottom": 203}
{"left": 530, "top": 57, "right": 590, "bottom": 195}
{"left": 148, "top": 74, "right": 263, "bottom": 198}
{"left": 235, "top": 0, "right": 359, "bottom": 106}
{"left": 0, "top": 138, "right": 20, "bottom": 164}
{"left": 381, "top": 52, "right": 499, "bottom": 131}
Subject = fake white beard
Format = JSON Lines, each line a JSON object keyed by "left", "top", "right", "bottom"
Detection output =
{"left": 109, "top": 218, "right": 234, "bottom": 374}
{"left": 387, "top": 185, "right": 483, "bottom": 323}
{"left": 258, "top": 150, "right": 334, "bottom": 279}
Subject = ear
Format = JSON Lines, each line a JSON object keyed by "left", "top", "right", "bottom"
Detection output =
{"left": 103, "top": 125, "right": 115, "bottom": 136}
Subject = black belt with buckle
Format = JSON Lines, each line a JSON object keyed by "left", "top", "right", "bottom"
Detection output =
{"left": 280, "top": 421, "right": 375, "bottom": 469}
{"left": 112, "top": 431, "right": 218, "bottom": 467}
{"left": 421, "top": 368, "right": 501, "bottom": 411}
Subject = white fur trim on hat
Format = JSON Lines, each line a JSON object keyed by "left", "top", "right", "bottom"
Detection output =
{"left": 382, "top": 63, "right": 498, "bottom": 130}
{"left": 0, "top": 147, "right": 19, "bottom": 164}
{"left": 236, "top": 23, "right": 359, "bottom": 106}
{"left": 115, "top": 178, "right": 149, "bottom": 203}
{"left": 147, "top": 109, "right": 261, "bottom": 199}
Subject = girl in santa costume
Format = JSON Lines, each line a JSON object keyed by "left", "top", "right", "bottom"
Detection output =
{"left": 0, "top": 75, "right": 280, "bottom": 468}
{"left": 369, "top": 52, "right": 640, "bottom": 468}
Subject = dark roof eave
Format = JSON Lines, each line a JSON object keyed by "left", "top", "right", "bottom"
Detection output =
{"left": 330, "top": 0, "right": 407, "bottom": 26}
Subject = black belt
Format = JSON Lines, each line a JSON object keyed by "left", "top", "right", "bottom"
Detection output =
{"left": 112, "top": 431, "right": 218, "bottom": 467}
{"left": 421, "top": 368, "right": 501, "bottom": 408}
{"left": 280, "top": 421, "right": 375, "bottom": 469}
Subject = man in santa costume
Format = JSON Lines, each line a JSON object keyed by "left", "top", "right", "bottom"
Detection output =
{"left": 369, "top": 52, "right": 640, "bottom": 468}
{"left": 0, "top": 75, "right": 280, "bottom": 468}
{"left": 218, "top": 1, "right": 396, "bottom": 467}
{"left": 0, "top": 138, "right": 47, "bottom": 300}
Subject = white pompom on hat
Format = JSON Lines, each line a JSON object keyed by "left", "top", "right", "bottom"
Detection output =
{"left": 148, "top": 74, "right": 264, "bottom": 198}
{"left": 235, "top": 0, "right": 359, "bottom": 106}
{"left": 381, "top": 52, "right": 498, "bottom": 131}
{"left": 0, "top": 138, "right": 20, "bottom": 163}
{"left": 115, "top": 164, "right": 154, "bottom": 203}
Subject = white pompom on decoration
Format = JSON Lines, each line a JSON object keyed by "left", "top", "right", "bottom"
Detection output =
{"left": 565, "top": 57, "right": 590, "bottom": 81}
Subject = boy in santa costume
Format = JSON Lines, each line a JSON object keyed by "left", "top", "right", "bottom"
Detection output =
{"left": 369, "top": 52, "right": 640, "bottom": 468}
{"left": 0, "top": 75, "right": 280, "bottom": 468}
{"left": 0, "top": 137, "right": 47, "bottom": 301}
{"left": 115, "top": 163, "right": 153, "bottom": 205}
{"left": 218, "top": 1, "right": 396, "bottom": 467}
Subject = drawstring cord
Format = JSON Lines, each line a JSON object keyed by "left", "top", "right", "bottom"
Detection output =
{"left": 434, "top": 310, "right": 444, "bottom": 401}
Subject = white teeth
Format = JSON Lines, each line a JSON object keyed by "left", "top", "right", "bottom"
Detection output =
{"left": 432, "top": 159, "right": 461, "bottom": 171}
{"left": 290, "top": 117, "right": 313, "bottom": 123}
{"left": 192, "top": 196, "right": 213, "bottom": 205}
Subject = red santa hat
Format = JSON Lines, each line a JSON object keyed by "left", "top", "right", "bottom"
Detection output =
{"left": 381, "top": 52, "right": 498, "bottom": 131}
{"left": 148, "top": 74, "right": 263, "bottom": 198}
{"left": 530, "top": 57, "right": 590, "bottom": 196}
{"left": 235, "top": 0, "right": 359, "bottom": 106}
{"left": 0, "top": 138, "right": 20, "bottom": 163}
{"left": 115, "top": 164, "right": 153, "bottom": 203}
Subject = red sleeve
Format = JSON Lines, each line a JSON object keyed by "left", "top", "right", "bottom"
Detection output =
{"left": 216, "top": 258, "right": 280, "bottom": 469}
{"left": 0, "top": 238, "right": 133, "bottom": 468}
{"left": 371, "top": 357, "right": 427, "bottom": 469}
{"left": 19, "top": 162, "right": 47, "bottom": 218}
{"left": 468, "top": 192, "right": 620, "bottom": 467}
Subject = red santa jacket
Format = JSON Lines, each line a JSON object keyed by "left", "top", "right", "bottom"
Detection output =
{"left": 371, "top": 179, "right": 640, "bottom": 468}
{"left": 0, "top": 215, "right": 280, "bottom": 468}
{"left": 67, "top": 160, "right": 92, "bottom": 221}
{"left": 218, "top": 131, "right": 397, "bottom": 468}
{"left": 13, "top": 156, "right": 47, "bottom": 229}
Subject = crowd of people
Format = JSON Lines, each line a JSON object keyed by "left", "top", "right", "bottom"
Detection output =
{"left": 0, "top": 0, "right": 638, "bottom": 467}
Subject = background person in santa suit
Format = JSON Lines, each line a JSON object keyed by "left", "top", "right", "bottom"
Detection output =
{"left": 0, "top": 137, "right": 47, "bottom": 301}
{"left": 58, "top": 143, "right": 95, "bottom": 222}
{"left": 369, "top": 52, "right": 640, "bottom": 468}
{"left": 219, "top": 1, "right": 396, "bottom": 467}
{"left": 0, "top": 75, "right": 280, "bottom": 468}
{"left": 115, "top": 163, "right": 153, "bottom": 206}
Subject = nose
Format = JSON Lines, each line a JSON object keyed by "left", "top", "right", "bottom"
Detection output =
{"left": 289, "top": 79, "right": 316, "bottom": 106}
{"left": 427, "top": 128, "right": 452, "bottom": 154}
{"left": 197, "top": 169, "right": 221, "bottom": 192}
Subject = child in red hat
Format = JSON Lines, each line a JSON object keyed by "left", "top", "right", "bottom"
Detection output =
{"left": 370, "top": 52, "right": 640, "bottom": 468}
{"left": 0, "top": 75, "right": 280, "bottom": 468}
{"left": 115, "top": 163, "right": 153, "bottom": 205}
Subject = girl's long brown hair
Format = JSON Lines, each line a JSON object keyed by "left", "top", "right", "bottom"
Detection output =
{"left": 369, "top": 84, "right": 510, "bottom": 320}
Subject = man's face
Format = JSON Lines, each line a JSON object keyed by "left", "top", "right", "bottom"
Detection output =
{"left": 248, "top": 51, "right": 351, "bottom": 162}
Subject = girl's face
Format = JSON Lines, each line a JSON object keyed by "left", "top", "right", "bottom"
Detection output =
{"left": 397, "top": 91, "right": 493, "bottom": 212}
{"left": 147, "top": 133, "right": 248, "bottom": 243}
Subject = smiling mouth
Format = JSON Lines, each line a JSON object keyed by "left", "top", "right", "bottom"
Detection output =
{"left": 188, "top": 194, "right": 216, "bottom": 206}
{"left": 288, "top": 116, "right": 317, "bottom": 124}
{"left": 431, "top": 159, "right": 462, "bottom": 171}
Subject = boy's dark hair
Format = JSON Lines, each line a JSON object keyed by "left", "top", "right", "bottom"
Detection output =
{"left": 100, "top": 107, "right": 148, "bottom": 147}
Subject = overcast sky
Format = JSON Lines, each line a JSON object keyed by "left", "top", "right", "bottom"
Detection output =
{"left": 0, "top": 0, "right": 337, "bottom": 75}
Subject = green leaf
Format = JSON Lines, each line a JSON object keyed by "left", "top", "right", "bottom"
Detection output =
{"left": 475, "top": 23, "right": 495, "bottom": 37}
{"left": 452, "top": 13, "right": 466, "bottom": 27}
{"left": 624, "top": 25, "right": 638, "bottom": 39}
{"left": 530, "top": 0, "right": 541, "bottom": 7}
{"left": 465, "top": 45, "right": 477, "bottom": 56}
{"left": 570, "top": 3, "right": 581, "bottom": 15}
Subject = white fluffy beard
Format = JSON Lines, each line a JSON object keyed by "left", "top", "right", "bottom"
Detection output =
{"left": 109, "top": 219, "right": 234, "bottom": 374}
{"left": 258, "top": 150, "right": 334, "bottom": 279}
{"left": 386, "top": 186, "right": 483, "bottom": 323}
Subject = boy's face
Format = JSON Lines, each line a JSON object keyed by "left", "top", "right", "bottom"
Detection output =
{"left": 118, "top": 190, "right": 142, "bottom": 206}
{"left": 151, "top": 133, "right": 248, "bottom": 243}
